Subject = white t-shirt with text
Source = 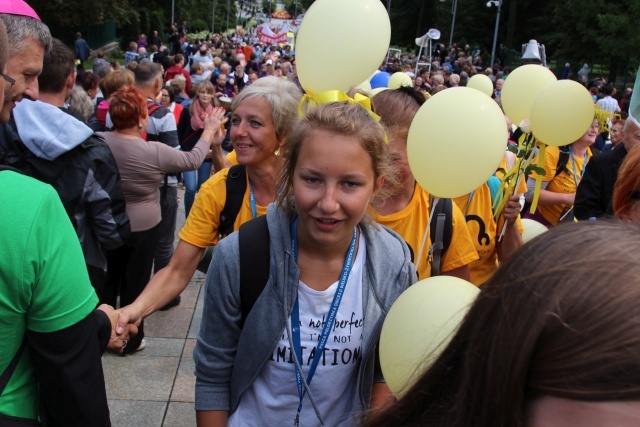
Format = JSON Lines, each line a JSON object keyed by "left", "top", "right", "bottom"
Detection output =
{"left": 229, "top": 234, "right": 366, "bottom": 427}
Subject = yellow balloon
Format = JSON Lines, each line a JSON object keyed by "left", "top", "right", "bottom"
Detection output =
{"left": 529, "top": 80, "right": 595, "bottom": 147}
{"left": 467, "top": 74, "right": 493, "bottom": 97}
{"left": 501, "top": 65, "right": 557, "bottom": 125}
{"left": 388, "top": 72, "right": 413, "bottom": 89}
{"left": 407, "top": 87, "right": 507, "bottom": 198}
{"left": 379, "top": 276, "right": 480, "bottom": 397}
{"left": 521, "top": 218, "right": 548, "bottom": 243}
{"left": 296, "top": 0, "right": 390, "bottom": 95}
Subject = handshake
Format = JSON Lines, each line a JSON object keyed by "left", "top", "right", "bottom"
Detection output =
{"left": 97, "top": 304, "right": 143, "bottom": 354}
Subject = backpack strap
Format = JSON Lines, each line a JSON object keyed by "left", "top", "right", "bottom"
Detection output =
{"left": 238, "top": 215, "right": 271, "bottom": 326}
{"left": 0, "top": 340, "right": 26, "bottom": 396}
{"left": 429, "top": 197, "right": 453, "bottom": 277}
{"left": 143, "top": 101, "right": 163, "bottom": 142}
{"left": 555, "top": 146, "right": 571, "bottom": 177}
{"left": 219, "top": 164, "right": 247, "bottom": 238}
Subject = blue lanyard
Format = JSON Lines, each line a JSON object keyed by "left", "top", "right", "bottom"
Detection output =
{"left": 249, "top": 181, "right": 257, "bottom": 218}
{"left": 569, "top": 147, "right": 588, "bottom": 187}
{"left": 290, "top": 217, "right": 357, "bottom": 426}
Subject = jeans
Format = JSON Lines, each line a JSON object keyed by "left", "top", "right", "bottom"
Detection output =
{"left": 154, "top": 185, "right": 178, "bottom": 273}
{"left": 184, "top": 161, "right": 212, "bottom": 218}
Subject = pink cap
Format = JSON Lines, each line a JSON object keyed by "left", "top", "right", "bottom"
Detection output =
{"left": 0, "top": 0, "right": 40, "bottom": 20}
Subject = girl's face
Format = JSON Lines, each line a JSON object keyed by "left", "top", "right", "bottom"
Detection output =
{"left": 293, "top": 129, "right": 383, "bottom": 252}
{"left": 229, "top": 96, "right": 280, "bottom": 167}
{"left": 198, "top": 90, "right": 213, "bottom": 107}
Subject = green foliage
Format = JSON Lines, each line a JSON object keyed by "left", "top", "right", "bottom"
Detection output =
{"left": 30, "top": 0, "right": 135, "bottom": 27}
{"left": 191, "top": 19, "right": 210, "bottom": 32}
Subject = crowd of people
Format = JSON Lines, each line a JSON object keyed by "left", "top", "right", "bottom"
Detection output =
{"left": 2, "top": 0, "right": 640, "bottom": 425}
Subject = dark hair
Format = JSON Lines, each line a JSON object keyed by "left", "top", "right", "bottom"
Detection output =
{"left": 364, "top": 220, "right": 640, "bottom": 427}
{"left": 81, "top": 72, "right": 99, "bottom": 92}
{"left": 109, "top": 86, "right": 147, "bottom": 130}
{"left": 162, "top": 84, "right": 175, "bottom": 103}
{"left": 38, "top": 38, "right": 74, "bottom": 94}
{"left": 602, "top": 84, "right": 614, "bottom": 95}
{"left": 134, "top": 61, "right": 162, "bottom": 86}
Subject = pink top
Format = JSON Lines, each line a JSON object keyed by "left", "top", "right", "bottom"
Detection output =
{"left": 100, "top": 132, "right": 209, "bottom": 232}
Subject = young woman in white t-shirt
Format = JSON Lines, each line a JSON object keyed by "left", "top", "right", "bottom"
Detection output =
{"left": 194, "top": 101, "right": 417, "bottom": 426}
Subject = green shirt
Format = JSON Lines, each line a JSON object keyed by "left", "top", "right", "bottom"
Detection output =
{"left": 0, "top": 171, "right": 97, "bottom": 419}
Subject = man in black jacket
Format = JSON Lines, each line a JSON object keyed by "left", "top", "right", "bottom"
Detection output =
{"left": 575, "top": 120, "right": 640, "bottom": 219}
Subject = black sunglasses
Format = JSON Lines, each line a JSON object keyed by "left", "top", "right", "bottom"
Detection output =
{"left": 1, "top": 72, "right": 15, "bottom": 88}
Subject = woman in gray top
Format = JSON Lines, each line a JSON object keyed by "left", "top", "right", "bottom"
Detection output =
{"left": 100, "top": 86, "right": 226, "bottom": 353}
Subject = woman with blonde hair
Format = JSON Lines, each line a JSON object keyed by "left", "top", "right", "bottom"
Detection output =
{"left": 195, "top": 101, "right": 416, "bottom": 426}
{"left": 115, "top": 77, "right": 302, "bottom": 338}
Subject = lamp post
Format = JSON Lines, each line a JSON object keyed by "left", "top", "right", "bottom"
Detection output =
{"left": 439, "top": 0, "right": 457, "bottom": 48}
{"left": 487, "top": 0, "right": 503, "bottom": 69}
{"left": 171, "top": 0, "right": 175, "bottom": 27}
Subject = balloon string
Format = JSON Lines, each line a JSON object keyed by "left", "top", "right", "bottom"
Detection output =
{"left": 417, "top": 196, "right": 439, "bottom": 270}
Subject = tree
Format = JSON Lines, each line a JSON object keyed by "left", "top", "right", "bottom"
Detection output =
{"left": 30, "top": 0, "right": 135, "bottom": 27}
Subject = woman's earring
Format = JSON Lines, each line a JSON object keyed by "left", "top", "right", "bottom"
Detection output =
{"left": 274, "top": 148, "right": 281, "bottom": 157}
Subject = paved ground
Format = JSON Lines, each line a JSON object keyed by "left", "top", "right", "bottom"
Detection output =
{"left": 103, "top": 188, "right": 205, "bottom": 426}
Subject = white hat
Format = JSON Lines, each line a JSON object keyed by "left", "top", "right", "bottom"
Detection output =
{"left": 266, "top": 59, "right": 273, "bottom": 65}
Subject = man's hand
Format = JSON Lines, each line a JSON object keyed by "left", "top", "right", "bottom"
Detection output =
{"left": 97, "top": 304, "right": 139, "bottom": 354}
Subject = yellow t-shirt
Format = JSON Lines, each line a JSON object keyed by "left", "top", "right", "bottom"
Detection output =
{"left": 226, "top": 150, "right": 238, "bottom": 165}
{"left": 453, "top": 183, "right": 523, "bottom": 286}
{"left": 529, "top": 145, "right": 592, "bottom": 225}
{"left": 179, "top": 168, "right": 268, "bottom": 247}
{"left": 372, "top": 184, "right": 478, "bottom": 280}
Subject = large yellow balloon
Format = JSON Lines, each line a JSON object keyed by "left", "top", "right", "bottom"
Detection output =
{"left": 388, "top": 72, "right": 413, "bottom": 89}
{"left": 296, "top": 0, "right": 390, "bottom": 95}
{"left": 501, "top": 65, "right": 557, "bottom": 125}
{"left": 467, "top": 74, "right": 493, "bottom": 97}
{"left": 529, "top": 80, "right": 595, "bottom": 147}
{"left": 380, "top": 276, "right": 480, "bottom": 397}
{"left": 407, "top": 87, "right": 507, "bottom": 198}
{"left": 521, "top": 218, "right": 548, "bottom": 243}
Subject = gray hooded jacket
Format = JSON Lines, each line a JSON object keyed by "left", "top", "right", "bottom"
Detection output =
{"left": 194, "top": 205, "right": 417, "bottom": 423}
{"left": 1, "top": 100, "right": 129, "bottom": 275}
